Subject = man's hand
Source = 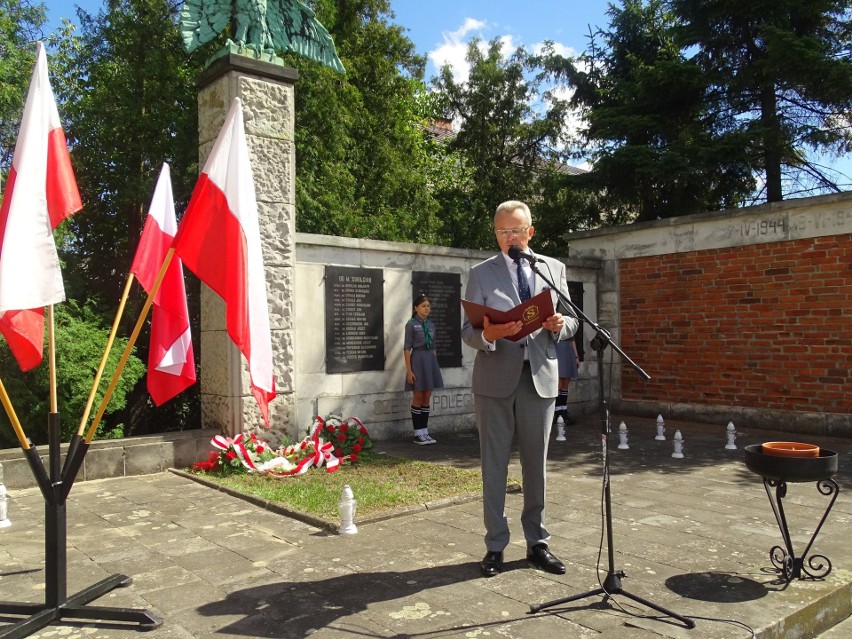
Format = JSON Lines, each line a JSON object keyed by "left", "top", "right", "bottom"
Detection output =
{"left": 542, "top": 313, "right": 565, "bottom": 334}
{"left": 482, "top": 315, "right": 524, "bottom": 342}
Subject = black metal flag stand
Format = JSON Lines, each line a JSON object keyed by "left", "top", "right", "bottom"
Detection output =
{"left": 0, "top": 413, "right": 162, "bottom": 638}
{"left": 522, "top": 258, "right": 694, "bottom": 628}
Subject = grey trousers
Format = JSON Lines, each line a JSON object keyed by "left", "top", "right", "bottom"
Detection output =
{"left": 475, "top": 366, "right": 555, "bottom": 551}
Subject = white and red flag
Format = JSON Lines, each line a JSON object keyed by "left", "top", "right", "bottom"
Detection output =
{"left": 172, "top": 98, "right": 276, "bottom": 425}
{"left": 0, "top": 41, "right": 82, "bottom": 371}
{"left": 130, "top": 163, "right": 196, "bottom": 405}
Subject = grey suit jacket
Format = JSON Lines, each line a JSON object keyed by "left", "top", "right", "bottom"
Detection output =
{"left": 461, "top": 252, "right": 579, "bottom": 399}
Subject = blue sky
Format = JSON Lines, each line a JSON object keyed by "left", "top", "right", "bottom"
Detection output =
{"left": 41, "top": 1, "right": 852, "bottom": 187}
{"left": 391, "top": 2, "right": 610, "bottom": 80}
{"left": 44, "top": 1, "right": 612, "bottom": 81}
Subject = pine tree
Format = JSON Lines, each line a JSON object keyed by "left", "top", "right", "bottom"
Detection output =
{"left": 563, "top": 0, "right": 755, "bottom": 223}
{"left": 670, "top": 0, "right": 852, "bottom": 201}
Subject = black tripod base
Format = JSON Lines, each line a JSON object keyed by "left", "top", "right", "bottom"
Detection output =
{"left": 0, "top": 574, "right": 163, "bottom": 639}
{"left": 529, "top": 571, "right": 695, "bottom": 629}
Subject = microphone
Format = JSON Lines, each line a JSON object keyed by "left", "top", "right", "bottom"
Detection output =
{"left": 508, "top": 245, "right": 537, "bottom": 263}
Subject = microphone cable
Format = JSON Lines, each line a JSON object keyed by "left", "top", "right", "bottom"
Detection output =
{"left": 533, "top": 258, "right": 579, "bottom": 323}
{"left": 587, "top": 347, "right": 756, "bottom": 637}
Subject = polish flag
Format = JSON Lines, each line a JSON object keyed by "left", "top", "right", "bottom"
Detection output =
{"left": 173, "top": 98, "right": 276, "bottom": 425}
{"left": 0, "top": 42, "right": 82, "bottom": 371}
{"left": 130, "top": 163, "right": 196, "bottom": 405}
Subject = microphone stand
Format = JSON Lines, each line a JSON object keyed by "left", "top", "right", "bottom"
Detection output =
{"left": 525, "top": 257, "right": 694, "bottom": 629}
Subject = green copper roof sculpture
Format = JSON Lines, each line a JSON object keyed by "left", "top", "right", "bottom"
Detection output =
{"left": 180, "top": 0, "right": 346, "bottom": 73}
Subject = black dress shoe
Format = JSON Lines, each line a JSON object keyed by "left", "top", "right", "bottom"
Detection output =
{"left": 479, "top": 551, "right": 503, "bottom": 578}
{"left": 527, "top": 544, "right": 566, "bottom": 575}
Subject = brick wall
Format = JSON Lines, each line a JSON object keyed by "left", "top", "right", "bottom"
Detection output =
{"left": 619, "top": 235, "right": 852, "bottom": 414}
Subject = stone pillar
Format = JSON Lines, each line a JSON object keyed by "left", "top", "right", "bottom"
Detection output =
{"left": 196, "top": 55, "right": 298, "bottom": 444}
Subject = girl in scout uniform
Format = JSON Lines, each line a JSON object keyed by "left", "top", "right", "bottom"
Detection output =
{"left": 404, "top": 293, "right": 444, "bottom": 445}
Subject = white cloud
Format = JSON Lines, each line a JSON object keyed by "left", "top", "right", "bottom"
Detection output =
{"left": 428, "top": 18, "right": 487, "bottom": 83}
{"left": 428, "top": 18, "right": 582, "bottom": 86}
{"left": 497, "top": 34, "right": 515, "bottom": 52}
{"left": 457, "top": 17, "right": 487, "bottom": 37}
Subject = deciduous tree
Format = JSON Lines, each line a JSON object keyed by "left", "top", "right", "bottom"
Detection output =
{"left": 0, "top": 302, "right": 145, "bottom": 446}
{"left": 53, "top": 0, "right": 203, "bottom": 306}
{"left": 286, "top": 0, "right": 442, "bottom": 243}
{"left": 431, "top": 38, "right": 575, "bottom": 249}
{"left": 0, "top": 0, "right": 46, "bottom": 178}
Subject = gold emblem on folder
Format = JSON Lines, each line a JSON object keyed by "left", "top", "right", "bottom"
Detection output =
{"left": 523, "top": 305, "right": 540, "bottom": 323}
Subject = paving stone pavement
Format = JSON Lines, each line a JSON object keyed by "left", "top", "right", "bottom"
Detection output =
{"left": 0, "top": 415, "right": 848, "bottom": 639}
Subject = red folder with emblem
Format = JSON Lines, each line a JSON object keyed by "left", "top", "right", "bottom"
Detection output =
{"left": 461, "top": 289, "right": 555, "bottom": 342}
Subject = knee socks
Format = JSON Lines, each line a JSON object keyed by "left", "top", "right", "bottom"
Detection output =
{"left": 412, "top": 404, "right": 431, "bottom": 437}
{"left": 554, "top": 390, "right": 569, "bottom": 423}
{"left": 411, "top": 405, "right": 421, "bottom": 433}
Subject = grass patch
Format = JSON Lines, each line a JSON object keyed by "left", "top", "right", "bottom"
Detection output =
{"left": 186, "top": 455, "right": 518, "bottom": 522}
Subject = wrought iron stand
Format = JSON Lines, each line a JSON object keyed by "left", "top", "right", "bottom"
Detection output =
{"left": 0, "top": 414, "right": 162, "bottom": 638}
{"left": 762, "top": 477, "right": 839, "bottom": 582}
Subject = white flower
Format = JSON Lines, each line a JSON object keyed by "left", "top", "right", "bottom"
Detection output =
{"left": 256, "top": 457, "right": 297, "bottom": 473}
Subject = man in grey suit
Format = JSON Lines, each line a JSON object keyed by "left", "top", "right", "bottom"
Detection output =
{"left": 462, "top": 200, "right": 579, "bottom": 578}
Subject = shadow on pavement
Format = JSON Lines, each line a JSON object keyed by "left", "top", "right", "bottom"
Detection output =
{"left": 197, "top": 563, "right": 480, "bottom": 637}
{"left": 665, "top": 571, "right": 769, "bottom": 603}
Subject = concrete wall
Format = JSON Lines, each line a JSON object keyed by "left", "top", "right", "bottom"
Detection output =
{"left": 292, "top": 234, "right": 600, "bottom": 441}
{"left": 566, "top": 192, "right": 852, "bottom": 436}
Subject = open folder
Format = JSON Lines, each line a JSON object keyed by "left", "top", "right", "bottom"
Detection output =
{"left": 462, "top": 289, "right": 555, "bottom": 342}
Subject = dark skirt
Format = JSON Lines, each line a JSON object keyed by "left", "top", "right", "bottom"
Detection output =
{"left": 556, "top": 340, "right": 579, "bottom": 379}
{"left": 406, "top": 349, "right": 444, "bottom": 391}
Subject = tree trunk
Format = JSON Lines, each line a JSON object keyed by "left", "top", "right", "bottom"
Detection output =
{"left": 760, "top": 85, "right": 783, "bottom": 202}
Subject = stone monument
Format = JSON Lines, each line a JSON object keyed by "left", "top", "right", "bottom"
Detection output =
{"left": 180, "top": 0, "right": 345, "bottom": 72}
{"left": 184, "top": 0, "right": 344, "bottom": 442}
{"left": 194, "top": 55, "right": 296, "bottom": 443}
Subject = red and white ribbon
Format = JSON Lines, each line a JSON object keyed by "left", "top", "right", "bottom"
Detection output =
{"left": 208, "top": 415, "right": 366, "bottom": 478}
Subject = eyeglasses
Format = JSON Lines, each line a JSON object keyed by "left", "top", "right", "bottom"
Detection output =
{"left": 495, "top": 227, "right": 529, "bottom": 237}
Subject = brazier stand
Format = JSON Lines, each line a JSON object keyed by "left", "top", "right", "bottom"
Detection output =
{"left": 744, "top": 444, "right": 840, "bottom": 582}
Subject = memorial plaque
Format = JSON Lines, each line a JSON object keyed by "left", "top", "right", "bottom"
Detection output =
{"left": 325, "top": 266, "right": 385, "bottom": 373}
{"left": 567, "top": 281, "right": 585, "bottom": 361}
{"left": 411, "top": 272, "right": 462, "bottom": 368}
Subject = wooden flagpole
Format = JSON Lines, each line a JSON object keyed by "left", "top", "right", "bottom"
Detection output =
{"left": 0, "top": 377, "right": 30, "bottom": 450}
{"left": 83, "top": 249, "right": 175, "bottom": 443}
{"left": 76, "top": 275, "right": 135, "bottom": 437}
